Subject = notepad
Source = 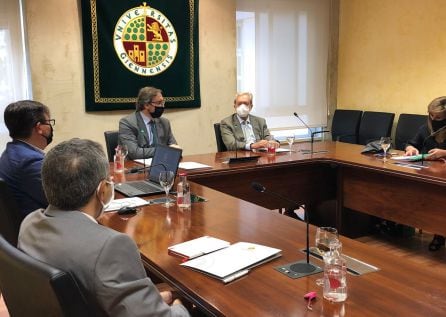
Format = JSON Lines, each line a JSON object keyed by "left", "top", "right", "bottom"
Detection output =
{"left": 178, "top": 162, "right": 212, "bottom": 170}
{"left": 168, "top": 236, "right": 230, "bottom": 261}
{"left": 178, "top": 240, "right": 282, "bottom": 283}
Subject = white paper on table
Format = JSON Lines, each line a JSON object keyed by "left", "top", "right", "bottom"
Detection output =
{"left": 133, "top": 158, "right": 153, "bottom": 166}
{"left": 104, "top": 197, "right": 150, "bottom": 212}
{"left": 178, "top": 162, "right": 212, "bottom": 170}
{"left": 391, "top": 154, "right": 425, "bottom": 161}
{"left": 168, "top": 236, "right": 230, "bottom": 259}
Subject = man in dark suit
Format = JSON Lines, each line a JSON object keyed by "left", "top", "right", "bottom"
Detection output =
{"left": 18, "top": 138, "right": 190, "bottom": 316}
{"left": 119, "top": 87, "right": 179, "bottom": 159}
{"left": 220, "top": 92, "right": 279, "bottom": 151}
{"left": 0, "top": 100, "right": 53, "bottom": 217}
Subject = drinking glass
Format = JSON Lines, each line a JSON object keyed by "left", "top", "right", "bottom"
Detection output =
{"left": 120, "top": 144, "right": 128, "bottom": 160}
{"left": 315, "top": 227, "right": 339, "bottom": 286}
{"left": 286, "top": 135, "right": 295, "bottom": 151}
{"left": 159, "top": 171, "right": 175, "bottom": 207}
{"left": 379, "top": 137, "right": 391, "bottom": 162}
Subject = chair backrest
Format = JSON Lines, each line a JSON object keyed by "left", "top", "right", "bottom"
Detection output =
{"left": 0, "top": 179, "right": 24, "bottom": 247}
{"left": 357, "top": 111, "right": 395, "bottom": 145}
{"left": 331, "top": 109, "right": 363, "bottom": 144}
{"left": 395, "top": 113, "right": 428, "bottom": 150}
{"left": 214, "top": 123, "right": 227, "bottom": 152}
{"left": 104, "top": 131, "right": 119, "bottom": 162}
{"left": 0, "top": 235, "right": 99, "bottom": 317}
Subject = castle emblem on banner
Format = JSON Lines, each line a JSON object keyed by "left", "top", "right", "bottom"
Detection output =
{"left": 113, "top": 2, "right": 178, "bottom": 76}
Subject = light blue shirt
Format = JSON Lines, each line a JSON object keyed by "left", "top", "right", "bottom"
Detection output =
{"left": 237, "top": 115, "right": 256, "bottom": 150}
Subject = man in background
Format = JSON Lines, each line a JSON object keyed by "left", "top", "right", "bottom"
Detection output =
{"left": 0, "top": 100, "right": 53, "bottom": 217}
{"left": 119, "top": 86, "right": 179, "bottom": 159}
{"left": 220, "top": 92, "right": 279, "bottom": 151}
{"left": 19, "top": 138, "right": 190, "bottom": 316}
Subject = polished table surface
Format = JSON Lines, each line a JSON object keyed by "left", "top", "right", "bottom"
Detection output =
{"left": 101, "top": 141, "right": 446, "bottom": 316}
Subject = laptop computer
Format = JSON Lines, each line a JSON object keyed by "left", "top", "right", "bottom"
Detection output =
{"left": 115, "top": 145, "right": 183, "bottom": 197}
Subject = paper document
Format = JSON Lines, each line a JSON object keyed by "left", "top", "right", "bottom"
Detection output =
{"left": 258, "top": 147, "right": 292, "bottom": 153}
{"left": 181, "top": 241, "right": 281, "bottom": 282}
{"left": 104, "top": 197, "right": 150, "bottom": 212}
{"left": 179, "top": 162, "right": 212, "bottom": 170}
{"left": 133, "top": 158, "right": 153, "bottom": 166}
{"left": 391, "top": 154, "right": 427, "bottom": 162}
{"left": 168, "top": 236, "right": 230, "bottom": 260}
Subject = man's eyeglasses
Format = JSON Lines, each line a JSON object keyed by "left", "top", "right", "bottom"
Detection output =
{"left": 40, "top": 119, "right": 56, "bottom": 127}
{"left": 150, "top": 100, "right": 165, "bottom": 107}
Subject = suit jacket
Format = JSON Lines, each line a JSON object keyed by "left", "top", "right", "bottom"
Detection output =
{"left": 18, "top": 206, "right": 189, "bottom": 317}
{"left": 220, "top": 114, "right": 272, "bottom": 150}
{"left": 119, "top": 111, "right": 177, "bottom": 159}
{"left": 0, "top": 140, "right": 47, "bottom": 217}
{"left": 407, "top": 124, "right": 446, "bottom": 153}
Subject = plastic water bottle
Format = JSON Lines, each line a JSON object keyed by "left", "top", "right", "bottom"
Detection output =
{"left": 176, "top": 172, "right": 191, "bottom": 209}
{"left": 114, "top": 146, "right": 125, "bottom": 173}
{"left": 323, "top": 241, "right": 347, "bottom": 302}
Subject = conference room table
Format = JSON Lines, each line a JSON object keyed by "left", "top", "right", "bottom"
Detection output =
{"left": 100, "top": 141, "right": 446, "bottom": 316}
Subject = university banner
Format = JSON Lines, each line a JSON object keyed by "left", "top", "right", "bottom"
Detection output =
{"left": 80, "top": 0, "right": 200, "bottom": 111}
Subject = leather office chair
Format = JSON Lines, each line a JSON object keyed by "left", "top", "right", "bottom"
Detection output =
{"left": 395, "top": 113, "right": 427, "bottom": 150}
{"left": 357, "top": 111, "right": 395, "bottom": 145}
{"left": 0, "top": 235, "right": 100, "bottom": 317}
{"left": 331, "top": 109, "right": 363, "bottom": 144}
{"left": 213, "top": 123, "right": 228, "bottom": 152}
{"left": 0, "top": 179, "right": 24, "bottom": 247}
{"left": 104, "top": 130, "right": 119, "bottom": 162}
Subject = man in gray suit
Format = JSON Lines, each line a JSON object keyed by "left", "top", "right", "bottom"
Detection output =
{"left": 119, "top": 87, "right": 180, "bottom": 159}
{"left": 18, "top": 138, "right": 190, "bottom": 317}
{"left": 220, "top": 92, "right": 279, "bottom": 151}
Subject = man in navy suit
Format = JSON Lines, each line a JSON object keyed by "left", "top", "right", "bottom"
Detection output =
{"left": 0, "top": 100, "right": 54, "bottom": 217}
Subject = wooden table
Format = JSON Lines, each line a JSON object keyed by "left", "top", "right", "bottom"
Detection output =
{"left": 100, "top": 141, "right": 446, "bottom": 316}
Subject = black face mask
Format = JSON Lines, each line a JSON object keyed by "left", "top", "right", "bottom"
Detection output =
{"left": 43, "top": 125, "right": 53, "bottom": 145}
{"left": 432, "top": 119, "right": 446, "bottom": 132}
{"left": 150, "top": 106, "right": 164, "bottom": 118}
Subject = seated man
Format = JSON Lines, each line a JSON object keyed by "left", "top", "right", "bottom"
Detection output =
{"left": 0, "top": 100, "right": 53, "bottom": 217}
{"left": 220, "top": 92, "right": 279, "bottom": 151}
{"left": 119, "top": 86, "right": 179, "bottom": 159}
{"left": 18, "top": 138, "right": 190, "bottom": 317}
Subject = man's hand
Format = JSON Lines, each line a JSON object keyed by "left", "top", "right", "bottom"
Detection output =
{"left": 404, "top": 145, "right": 419, "bottom": 156}
{"left": 250, "top": 140, "right": 269, "bottom": 149}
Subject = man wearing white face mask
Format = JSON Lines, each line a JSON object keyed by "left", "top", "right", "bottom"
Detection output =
{"left": 18, "top": 138, "right": 190, "bottom": 317}
{"left": 220, "top": 92, "right": 279, "bottom": 151}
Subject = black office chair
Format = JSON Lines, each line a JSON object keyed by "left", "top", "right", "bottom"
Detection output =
{"left": 357, "top": 111, "right": 395, "bottom": 145}
{"left": 213, "top": 123, "right": 227, "bottom": 152}
{"left": 0, "top": 179, "right": 24, "bottom": 247}
{"left": 0, "top": 235, "right": 101, "bottom": 317}
{"left": 331, "top": 109, "right": 363, "bottom": 144}
{"left": 104, "top": 131, "right": 119, "bottom": 162}
{"left": 394, "top": 113, "right": 427, "bottom": 150}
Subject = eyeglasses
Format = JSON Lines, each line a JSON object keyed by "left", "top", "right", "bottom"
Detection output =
{"left": 150, "top": 100, "right": 165, "bottom": 107}
{"left": 40, "top": 119, "right": 56, "bottom": 127}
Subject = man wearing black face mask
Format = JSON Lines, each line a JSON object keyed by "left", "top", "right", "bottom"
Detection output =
{"left": 404, "top": 96, "right": 446, "bottom": 251}
{"left": 0, "top": 100, "right": 53, "bottom": 218}
{"left": 119, "top": 86, "right": 180, "bottom": 159}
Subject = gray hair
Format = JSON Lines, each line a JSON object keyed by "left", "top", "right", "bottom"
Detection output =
{"left": 42, "top": 138, "right": 109, "bottom": 210}
{"left": 234, "top": 92, "right": 254, "bottom": 106}
{"left": 136, "top": 86, "right": 162, "bottom": 111}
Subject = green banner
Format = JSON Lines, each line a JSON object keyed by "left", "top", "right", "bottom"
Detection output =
{"left": 80, "top": 0, "right": 200, "bottom": 111}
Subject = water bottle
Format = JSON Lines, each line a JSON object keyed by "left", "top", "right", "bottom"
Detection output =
{"left": 323, "top": 241, "right": 347, "bottom": 302}
{"left": 113, "top": 145, "right": 124, "bottom": 173}
{"left": 176, "top": 172, "right": 191, "bottom": 209}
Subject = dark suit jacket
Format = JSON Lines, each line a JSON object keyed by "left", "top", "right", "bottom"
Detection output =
{"left": 0, "top": 140, "right": 47, "bottom": 217}
{"left": 220, "top": 114, "right": 272, "bottom": 150}
{"left": 18, "top": 207, "right": 189, "bottom": 317}
{"left": 119, "top": 111, "right": 177, "bottom": 159}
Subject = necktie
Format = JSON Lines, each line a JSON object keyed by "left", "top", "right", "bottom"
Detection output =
{"left": 149, "top": 121, "right": 158, "bottom": 146}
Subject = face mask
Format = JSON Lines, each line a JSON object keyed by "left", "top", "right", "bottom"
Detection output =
{"left": 96, "top": 180, "right": 114, "bottom": 216}
{"left": 236, "top": 104, "right": 250, "bottom": 118}
{"left": 44, "top": 125, "right": 53, "bottom": 145}
{"left": 432, "top": 119, "right": 446, "bottom": 132}
{"left": 151, "top": 106, "right": 164, "bottom": 118}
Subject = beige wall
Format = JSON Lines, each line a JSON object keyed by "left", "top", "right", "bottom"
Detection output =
{"left": 25, "top": 0, "right": 236, "bottom": 155}
{"left": 338, "top": 0, "right": 446, "bottom": 120}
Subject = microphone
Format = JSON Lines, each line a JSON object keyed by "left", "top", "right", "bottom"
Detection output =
{"left": 293, "top": 113, "right": 329, "bottom": 155}
{"left": 251, "top": 182, "right": 322, "bottom": 278}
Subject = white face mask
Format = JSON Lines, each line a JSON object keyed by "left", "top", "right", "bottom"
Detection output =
{"left": 236, "top": 104, "right": 250, "bottom": 118}
{"left": 96, "top": 180, "right": 114, "bottom": 216}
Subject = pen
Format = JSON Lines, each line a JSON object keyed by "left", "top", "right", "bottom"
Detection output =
{"left": 222, "top": 269, "right": 250, "bottom": 283}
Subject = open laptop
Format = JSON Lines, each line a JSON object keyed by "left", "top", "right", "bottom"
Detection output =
{"left": 115, "top": 145, "right": 183, "bottom": 197}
